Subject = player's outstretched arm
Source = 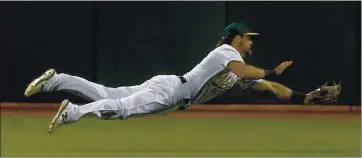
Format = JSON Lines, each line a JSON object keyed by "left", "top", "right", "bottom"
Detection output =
{"left": 252, "top": 80, "right": 291, "bottom": 99}
{"left": 251, "top": 80, "right": 303, "bottom": 103}
{"left": 251, "top": 80, "right": 342, "bottom": 105}
{"left": 227, "top": 61, "right": 293, "bottom": 80}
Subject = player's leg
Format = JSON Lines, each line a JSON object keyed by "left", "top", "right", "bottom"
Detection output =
{"left": 24, "top": 69, "right": 143, "bottom": 101}
{"left": 47, "top": 89, "right": 172, "bottom": 134}
{"left": 47, "top": 75, "right": 183, "bottom": 134}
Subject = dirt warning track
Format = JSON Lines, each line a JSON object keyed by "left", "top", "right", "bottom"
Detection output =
{"left": 1, "top": 102, "right": 360, "bottom": 120}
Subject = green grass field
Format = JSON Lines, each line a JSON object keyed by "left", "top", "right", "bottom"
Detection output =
{"left": 1, "top": 116, "right": 361, "bottom": 157}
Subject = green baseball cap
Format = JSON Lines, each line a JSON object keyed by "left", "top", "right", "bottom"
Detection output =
{"left": 222, "top": 22, "right": 259, "bottom": 37}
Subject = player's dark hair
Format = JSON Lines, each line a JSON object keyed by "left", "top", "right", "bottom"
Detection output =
{"left": 215, "top": 35, "right": 235, "bottom": 47}
{"left": 215, "top": 28, "right": 240, "bottom": 47}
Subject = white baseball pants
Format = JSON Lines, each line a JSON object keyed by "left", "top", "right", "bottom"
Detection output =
{"left": 44, "top": 73, "right": 187, "bottom": 120}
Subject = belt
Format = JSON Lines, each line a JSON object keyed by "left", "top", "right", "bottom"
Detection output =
{"left": 178, "top": 76, "right": 187, "bottom": 84}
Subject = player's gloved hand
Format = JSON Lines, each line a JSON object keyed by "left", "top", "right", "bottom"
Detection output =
{"left": 274, "top": 61, "right": 293, "bottom": 75}
{"left": 303, "top": 81, "right": 342, "bottom": 104}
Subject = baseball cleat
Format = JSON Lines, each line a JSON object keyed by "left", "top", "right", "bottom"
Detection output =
{"left": 47, "top": 99, "right": 73, "bottom": 134}
{"left": 24, "top": 69, "right": 56, "bottom": 97}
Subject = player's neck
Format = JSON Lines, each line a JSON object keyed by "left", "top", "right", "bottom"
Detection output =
{"left": 230, "top": 44, "right": 246, "bottom": 57}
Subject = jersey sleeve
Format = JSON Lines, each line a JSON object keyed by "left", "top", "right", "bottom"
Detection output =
{"left": 215, "top": 45, "right": 245, "bottom": 68}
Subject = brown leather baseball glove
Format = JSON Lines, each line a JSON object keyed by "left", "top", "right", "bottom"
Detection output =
{"left": 304, "top": 81, "right": 342, "bottom": 104}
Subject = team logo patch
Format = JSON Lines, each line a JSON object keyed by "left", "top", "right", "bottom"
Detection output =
{"left": 212, "top": 70, "right": 239, "bottom": 90}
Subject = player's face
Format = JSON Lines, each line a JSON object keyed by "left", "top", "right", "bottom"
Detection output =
{"left": 239, "top": 35, "right": 253, "bottom": 56}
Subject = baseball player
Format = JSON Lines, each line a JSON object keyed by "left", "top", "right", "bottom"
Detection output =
{"left": 24, "top": 23, "right": 341, "bottom": 134}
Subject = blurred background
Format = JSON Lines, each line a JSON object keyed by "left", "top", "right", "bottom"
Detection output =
{"left": 0, "top": 1, "right": 360, "bottom": 105}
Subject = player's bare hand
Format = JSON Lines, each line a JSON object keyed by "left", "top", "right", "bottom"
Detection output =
{"left": 274, "top": 61, "right": 293, "bottom": 75}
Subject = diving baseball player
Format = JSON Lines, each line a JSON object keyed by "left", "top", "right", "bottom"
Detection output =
{"left": 24, "top": 23, "right": 341, "bottom": 134}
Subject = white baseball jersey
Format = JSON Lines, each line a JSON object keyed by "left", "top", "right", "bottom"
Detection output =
{"left": 183, "top": 44, "right": 262, "bottom": 104}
